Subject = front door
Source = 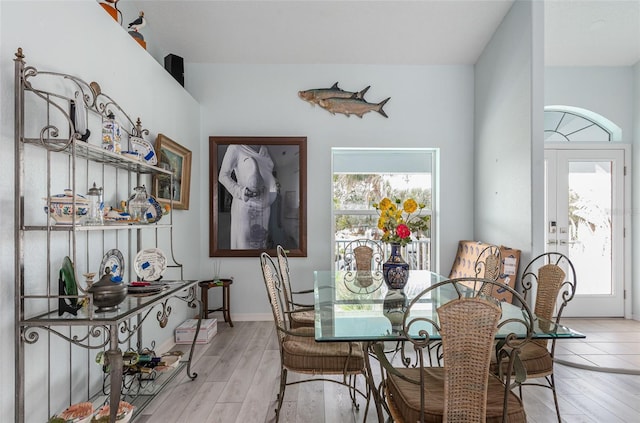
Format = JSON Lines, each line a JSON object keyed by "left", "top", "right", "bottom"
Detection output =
{"left": 544, "top": 148, "right": 626, "bottom": 317}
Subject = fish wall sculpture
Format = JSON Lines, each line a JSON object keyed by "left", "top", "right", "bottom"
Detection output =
{"left": 298, "top": 82, "right": 390, "bottom": 118}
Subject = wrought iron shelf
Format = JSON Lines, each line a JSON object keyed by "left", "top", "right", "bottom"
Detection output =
{"left": 14, "top": 49, "right": 195, "bottom": 423}
{"left": 93, "top": 361, "right": 188, "bottom": 422}
{"left": 20, "top": 280, "right": 197, "bottom": 327}
{"left": 22, "top": 137, "right": 172, "bottom": 176}
{"left": 23, "top": 223, "right": 173, "bottom": 231}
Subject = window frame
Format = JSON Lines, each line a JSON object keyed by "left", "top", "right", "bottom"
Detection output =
{"left": 331, "top": 148, "right": 437, "bottom": 271}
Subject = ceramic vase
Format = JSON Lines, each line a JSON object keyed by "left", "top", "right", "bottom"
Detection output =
{"left": 383, "top": 289, "right": 408, "bottom": 334}
{"left": 382, "top": 243, "right": 410, "bottom": 289}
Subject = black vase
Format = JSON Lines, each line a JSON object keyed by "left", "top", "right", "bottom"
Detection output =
{"left": 382, "top": 243, "right": 410, "bottom": 289}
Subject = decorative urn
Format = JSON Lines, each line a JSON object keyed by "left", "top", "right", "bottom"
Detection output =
{"left": 88, "top": 268, "right": 127, "bottom": 312}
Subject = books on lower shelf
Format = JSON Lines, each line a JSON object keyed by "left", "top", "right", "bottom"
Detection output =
{"left": 175, "top": 318, "right": 217, "bottom": 344}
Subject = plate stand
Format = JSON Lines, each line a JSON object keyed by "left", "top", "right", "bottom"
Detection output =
{"left": 58, "top": 276, "right": 81, "bottom": 316}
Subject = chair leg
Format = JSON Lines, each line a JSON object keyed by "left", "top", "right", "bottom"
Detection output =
{"left": 275, "top": 367, "right": 287, "bottom": 421}
{"left": 362, "top": 374, "right": 372, "bottom": 423}
{"left": 518, "top": 377, "right": 561, "bottom": 423}
{"left": 348, "top": 374, "right": 360, "bottom": 410}
{"left": 549, "top": 374, "right": 561, "bottom": 423}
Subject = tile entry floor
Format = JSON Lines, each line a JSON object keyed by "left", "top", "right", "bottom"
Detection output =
{"left": 554, "top": 318, "right": 640, "bottom": 374}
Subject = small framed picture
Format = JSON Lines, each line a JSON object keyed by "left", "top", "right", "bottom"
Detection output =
{"left": 152, "top": 133, "right": 192, "bottom": 210}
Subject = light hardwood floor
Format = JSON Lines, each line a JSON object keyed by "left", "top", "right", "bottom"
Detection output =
{"left": 135, "top": 320, "right": 640, "bottom": 423}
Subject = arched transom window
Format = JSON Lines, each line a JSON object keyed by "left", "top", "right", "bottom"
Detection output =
{"left": 544, "top": 105, "right": 621, "bottom": 142}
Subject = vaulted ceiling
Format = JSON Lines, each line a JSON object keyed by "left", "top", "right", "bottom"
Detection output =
{"left": 130, "top": 0, "right": 639, "bottom": 66}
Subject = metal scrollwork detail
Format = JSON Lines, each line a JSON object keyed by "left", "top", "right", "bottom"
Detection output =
{"left": 22, "top": 327, "right": 40, "bottom": 345}
{"left": 157, "top": 301, "right": 172, "bottom": 328}
{"left": 118, "top": 321, "right": 139, "bottom": 344}
{"left": 20, "top": 63, "right": 150, "bottom": 151}
{"left": 22, "top": 325, "right": 110, "bottom": 349}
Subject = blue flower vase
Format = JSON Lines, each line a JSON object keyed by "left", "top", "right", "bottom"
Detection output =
{"left": 382, "top": 243, "right": 410, "bottom": 290}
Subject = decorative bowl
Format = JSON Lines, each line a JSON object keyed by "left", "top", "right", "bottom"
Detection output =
{"left": 88, "top": 271, "right": 128, "bottom": 312}
{"left": 89, "top": 284, "right": 128, "bottom": 312}
{"left": 91, "top": 401, "right": 134, "bottom": 423}
{"left": 49, "top": 401, "right": 94, "bottom": 423}
{"left": 44, "top": 190, "right": 89, "bottom": 224}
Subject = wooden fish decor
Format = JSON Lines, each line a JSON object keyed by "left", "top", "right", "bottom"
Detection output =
{"left": 298, "top": 82, "right": 390, "bottom": 118}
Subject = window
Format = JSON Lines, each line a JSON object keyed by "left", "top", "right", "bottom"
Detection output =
{"left": 544, "top": 105, "right": 622, "bottom": 142}
{"left": 332, "top": 148, "right": 436, "bottom": 270}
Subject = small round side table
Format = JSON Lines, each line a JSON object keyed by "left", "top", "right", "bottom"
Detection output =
{"left": 198, "top": 278, "right": 233, "bottom": 327}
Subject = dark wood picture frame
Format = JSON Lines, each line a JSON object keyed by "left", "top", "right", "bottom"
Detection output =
{"left": 209, "top": 136, "right": 307, "bottom": 257}
{"left": 152, "top": 133, "right": 192, "bottom": 210}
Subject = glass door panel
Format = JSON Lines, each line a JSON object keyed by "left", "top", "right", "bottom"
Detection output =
{"left": 545, "top": 148, "right": 624, "bottom": 317}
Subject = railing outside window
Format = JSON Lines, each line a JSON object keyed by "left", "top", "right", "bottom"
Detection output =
{"left": 334, "top": 239, "right": 431, "bottom": 271}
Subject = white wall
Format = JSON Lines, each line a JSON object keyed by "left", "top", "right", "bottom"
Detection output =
{"left": 545, "top": 67, "right": 634, "bottom": 142}
{"left": 0, "top": 1, "right": 201, "bottom": 420}
{"left": 474, "top": 0, "right": 540, "bottom": 264}
{"left": 186, "top": 63, "right": 476, "bottom": 317}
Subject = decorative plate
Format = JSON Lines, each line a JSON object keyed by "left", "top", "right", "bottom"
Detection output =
{"left": 144, "top": 196, "right": 163, "bottom": 224}
{"left": 120, "top": 150, "right": 141, "bottom": 161}
{"left": 93, "top": 401, "right": 134, "bottom": 423}
{"left": 51, "top": 401, "right": 94, "bottom": 423}
{"left": 60, "top": 256, "right": 78, "bottom": 305}
{"left": 100, "top": 249, "right": 125, "bottom": 278}
{"left": 130, "top": 136, "right": 157, "bottom": 165}
{"left": 134, "top": 248, "right": 167, "bottom": 281}
{"left": 127, "top": 283, "right": 167, "bottom": 295}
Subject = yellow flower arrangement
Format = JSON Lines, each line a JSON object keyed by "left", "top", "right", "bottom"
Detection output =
{"left": 373, "top": 197, "right": 430, "bottom": 246}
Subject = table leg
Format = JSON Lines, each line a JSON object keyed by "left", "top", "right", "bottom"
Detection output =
{"left": 186, "top": 286, "right": 201, "bottom": 380}
{"left": 107, "top": 326, "right": 122, "bottom": 423}
{"left": 364, "top": 341, "right": 385, "bottom": 423}
{"left": 201, "top": 285, "right": 209, "bottom": 319}
{"left": 223, "top": 284, "right": 233, "bottom": 327}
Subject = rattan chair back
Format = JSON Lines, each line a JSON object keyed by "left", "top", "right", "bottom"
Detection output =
{"left": 439, "top": 298, "right": 502, "bottom": 422}
{"left": 276, "top": 245, "right": 314, "bottom": 328}
{"left": 521, "top": 252, "right": 577, "bottom": 347}
{"left": 374, "top": 277, "right": 534, "bottom": 423}
{"left": 260, "top": 252, "right": 288, "bottom": 343}
{"left": 342, "top": 239, "right": 384, "bottom": 271}
{"left": 474, "top": 244, "right": 501, "bottom": 280}
{"left": 479, "top": 245, "right": 501, "bottom": 280}
{"left": 276, "top": 245, "right": 294, "bottom": 314}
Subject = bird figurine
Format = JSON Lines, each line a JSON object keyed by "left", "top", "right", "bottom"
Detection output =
{"left": 128, "top": 11, "right": 146, "bottom": 32}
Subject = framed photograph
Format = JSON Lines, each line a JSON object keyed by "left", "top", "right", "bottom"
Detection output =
{"left": 209, "top": 136, "right": 307, "bottom": 257}
{"left": 152, "top": 133, "right": 192, "bottom": 210}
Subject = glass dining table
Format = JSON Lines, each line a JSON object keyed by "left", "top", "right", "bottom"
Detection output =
{"left": 313, "top": 270, "right": 586, "bottom": 422}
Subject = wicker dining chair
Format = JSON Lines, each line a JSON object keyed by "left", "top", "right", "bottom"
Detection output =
{"left": 276, "top": 245, "right": 315, "bottom": 328}
{"left": 374, "top": 277, "right": 533, "bottom": 423}
{"left": 260, "top": 252, "right": 370, "bottom": 422}
{"left": 500, "top": 252, "right": 577, "bottom": 422}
